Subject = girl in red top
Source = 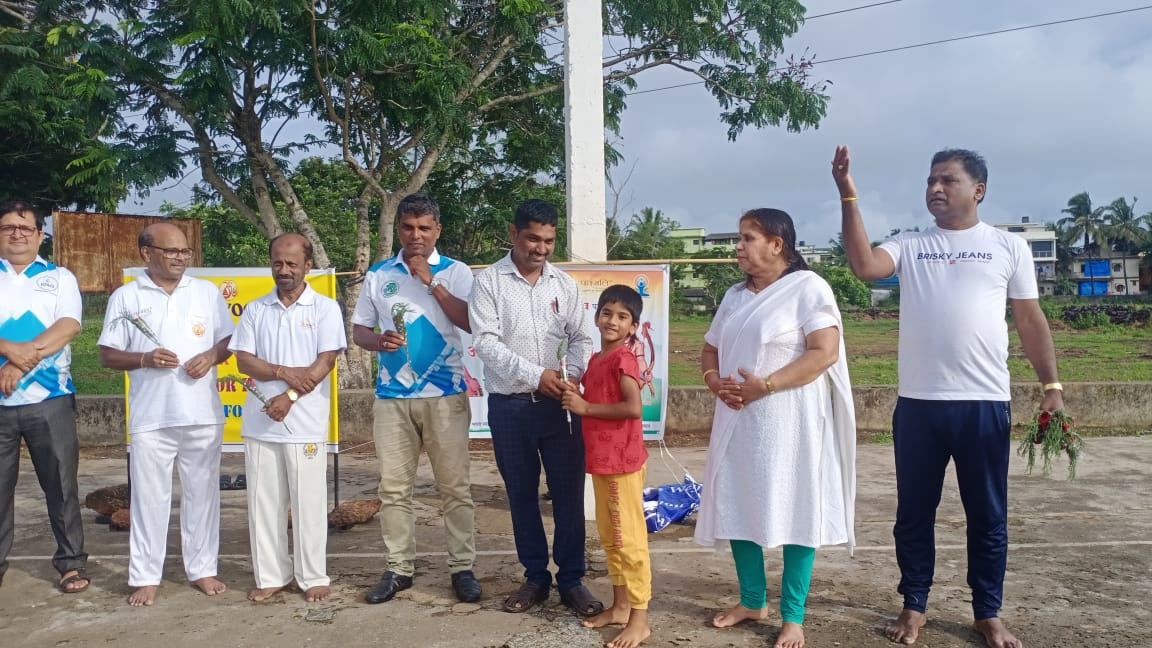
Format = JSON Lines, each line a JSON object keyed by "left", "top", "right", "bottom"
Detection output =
{"left": 562, "top": 284, "right": 651, "bottom": 648}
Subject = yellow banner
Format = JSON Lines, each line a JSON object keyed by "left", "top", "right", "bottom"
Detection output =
{"left": 122, "top": 268, "right": 340, "bottom": 452}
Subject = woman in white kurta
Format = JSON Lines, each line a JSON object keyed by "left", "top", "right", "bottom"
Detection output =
{"left": 696, "top": 208, "right": 856, "bottom": 648}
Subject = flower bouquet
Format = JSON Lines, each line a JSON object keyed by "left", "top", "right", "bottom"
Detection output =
{"left": 112, "top": 311, "right": 162, "bottom": 347}
{"left": 223, "top": 375, "right": 295, "bottom": 435}
{"left": 1017, "top": 409, "right": 1083, "bottom": 479}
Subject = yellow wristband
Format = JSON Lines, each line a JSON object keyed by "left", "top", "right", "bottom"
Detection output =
{"left": 1042, "top": 382, "right": 1063, "bottom": 392}
{"left": 840, "top": 196, "right": 858, "bottom": 202}
{"left": 702, "top": 369, "right": 719, "bottom": 381}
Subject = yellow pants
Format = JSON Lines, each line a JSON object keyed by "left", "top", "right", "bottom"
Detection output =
{"left": 592, "top": 469, "right": 651, "bottom": 609}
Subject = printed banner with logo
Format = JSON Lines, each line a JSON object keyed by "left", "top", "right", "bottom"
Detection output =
{"left": 122, "top": 267, "right": 340, "bottom": 453}
{"left": 462, "top": 264, "right": 669, "bottom": 440}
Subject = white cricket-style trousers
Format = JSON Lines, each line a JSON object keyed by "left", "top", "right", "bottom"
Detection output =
{"left": 244, "top": 437, "right": 330, "bottom": 590}
{"left": 128, "top": 424, "right": 223, "bottom": 587}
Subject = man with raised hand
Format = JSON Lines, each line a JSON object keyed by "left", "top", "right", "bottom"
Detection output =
{"left": 833, "top": 146, "right": 1063, "bottom": 648}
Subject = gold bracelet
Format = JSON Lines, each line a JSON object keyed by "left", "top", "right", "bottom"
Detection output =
{"left": 140, "top": 352, "right": 146, "bottom": 369}
{"left": 275, "top": 365, "right": 284, "bottom": 379}
{"left": 840, "top": 196, "right": 858, "bottom": 202}
{"left": 1042, "top": 382, "right": 1063, "bottom": 392}
{"left": 702, "top": 369, "right": 719, "bottom": 381}
{"left": 763, "top": 376, "right": 776, "bottom": 394}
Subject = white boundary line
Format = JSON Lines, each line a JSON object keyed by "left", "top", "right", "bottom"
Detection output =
{"left": 9, "top": 540, "right": 1152, "bottom": 562}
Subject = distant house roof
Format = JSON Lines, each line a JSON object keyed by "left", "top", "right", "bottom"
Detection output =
{"left": 704, "top": 232, "right": 739, "bottom": 242}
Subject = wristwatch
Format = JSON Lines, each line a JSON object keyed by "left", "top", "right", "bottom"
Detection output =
{"left": 427, "top": 277, "right": 442, "bottom": 294}
{"left": 285, "top": 389, "right": 300, "bottom": 403}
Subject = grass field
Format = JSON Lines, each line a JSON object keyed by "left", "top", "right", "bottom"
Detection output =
{"left": 68, "top": 304, "right": 1152, "bottom": 395}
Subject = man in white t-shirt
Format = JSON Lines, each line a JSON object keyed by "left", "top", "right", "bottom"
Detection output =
{"left": 98, "top": 222, "right": 234, "bottom": 606}
{"left": 352, "top": 194, "right": 481, "bottom": 605}
{"left": 0, "top": 200, "right": 87, "bottom": 594}
{"left": 229, "top": 233, "right": 346, "bottom": 603}
{"left": 832, "top": 147, "right": 1064, "bottom": 648}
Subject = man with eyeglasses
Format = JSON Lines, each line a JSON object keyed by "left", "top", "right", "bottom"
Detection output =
{"left": 0, "top": 199, "right": 89, "bottom": 594}
{"left": 97, "top": 222, "right": 234, "bottom": 606}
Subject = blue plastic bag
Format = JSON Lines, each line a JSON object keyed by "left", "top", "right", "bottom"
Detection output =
{"left": 642, "top": 472, "right": 702, "bottom": 533}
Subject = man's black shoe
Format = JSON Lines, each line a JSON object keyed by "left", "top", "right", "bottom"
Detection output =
{"left": 451, "top": 570, "right": 482, "bottom": 603}
{"left": 364, "top": 571, "right": 413, "bottom": 604}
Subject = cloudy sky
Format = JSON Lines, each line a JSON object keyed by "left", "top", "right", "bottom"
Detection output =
{"left": 126, "top": 0, "right": 1152, "bottom": 252}
{"left": 612, "top": 0, "right": 1152, "bottom": 247}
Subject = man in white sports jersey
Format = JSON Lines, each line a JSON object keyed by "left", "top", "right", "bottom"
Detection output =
{"left": 353, "top": 193, "right": 481, "bottom": 605}
{"left": 833, "top": 146, "right": 1063, "bottom": 648}
{"left": 98, "top": 222, "right": 234, "bottom": 606}
{"left": 0, "top": 200, "right": 88, "bottom": 594}
{"left": 230, "top": 233, "right": 345, "bottom": 603}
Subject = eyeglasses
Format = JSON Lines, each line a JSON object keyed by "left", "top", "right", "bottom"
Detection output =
{"left": 145, "top": 245, "right": 195, "bottom": 259}
{"left": 0, "top": 224, "right": 39, "bottom": 237}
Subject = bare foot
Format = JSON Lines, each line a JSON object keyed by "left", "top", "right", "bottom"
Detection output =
{"left": 973, "top": 617, "right": 1023, "bottom": 648}
{"left": 885, "top": 609, "right": 927, "bottom": 644}
{"left": 247, "top": 585, "right": 286, "bottom": 602}
{"left": 775, "top": 621, "right": 805, "bottom": 648}
{"left": 192, "top": 576, "right": 227, "bottom": 596}
{"left": 128, "top": 585, "right": 159, "bottom": 607}
{"left": 305, "top": 585, "right": 330, "bottom": 602}
{"left": 582, "top": 604, "right": 630, "bottom": 629}
{"left": 608, "top": 617, "right": 651, "bottom": 648}
{"left": 712, "top": 603, "right": 768, "bottom": 628}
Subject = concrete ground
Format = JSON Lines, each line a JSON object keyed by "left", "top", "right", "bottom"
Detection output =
{"left": 2, "top": 437, "right": 1150, "bottom": 648}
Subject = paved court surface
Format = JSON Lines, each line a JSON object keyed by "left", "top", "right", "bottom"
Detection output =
{"left": 1, "top": 437, "right": 1149, "bottom": 648}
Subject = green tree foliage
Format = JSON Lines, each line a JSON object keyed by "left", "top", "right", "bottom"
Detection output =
{"left": 810, "top": 262, "right": 871, "bottom": 309}
{"left": 0, "top": 1, "right": 138, "bottom": 209}
{"left": 688, "top": 248, "right": 742, "bottom": 311}
{"left": 607, "top": 207, "right": 684, "bottom": 261}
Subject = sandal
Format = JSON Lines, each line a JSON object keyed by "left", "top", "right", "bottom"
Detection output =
{"left": 219, "top": 474, "right": 233, "bottom": 490}
{"left": 232, "top": 474, "right": 247, "bottom": 490}
{"left": 59, "top": 569, "right": 90, "bottom": 594}
{"left": 502, "top": 581, "right": 549, "bottom": 613}
{"left": 560, "top": 583, "right": 604, "bottom": 617}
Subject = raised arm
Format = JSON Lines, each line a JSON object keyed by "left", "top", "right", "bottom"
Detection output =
{"left": 833, "top": 146, "right": 896, "bottom": 281}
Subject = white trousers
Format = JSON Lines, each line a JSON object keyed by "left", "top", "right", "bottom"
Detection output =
{"left": 128, "top": 424, "right": 222, "bottom": 587}
{"left": 244, "top": 438, "right": 329, "bottom": 590}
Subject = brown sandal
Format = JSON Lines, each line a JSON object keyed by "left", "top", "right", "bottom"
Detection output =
{"left": 502, "top": 581, "right": 549, "bottom": 613}
{"left": 59, "top": 569, "right": 90, "bottom": 594}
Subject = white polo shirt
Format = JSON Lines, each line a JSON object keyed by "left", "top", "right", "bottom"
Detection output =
{"left": 351, "top": 249, "right": 473, "bottom": 399}
{"left": 0, "top": 256, "right": 81, "bottom": 407}
{"left": 228, "top": 284, "right": 347, "bottom": 444}
{"left": 98, "top": 273, "right": 234, "bottom": 433}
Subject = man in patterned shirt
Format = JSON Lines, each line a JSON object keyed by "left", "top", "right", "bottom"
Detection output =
{"left": 0, "top": 199, "right": 88, "bottom": 593}
{"left": 353, "top": 194, "right": 481, "bottom": 604}
{"left": 468, "top": 199, "right": 601, "bottom": 617}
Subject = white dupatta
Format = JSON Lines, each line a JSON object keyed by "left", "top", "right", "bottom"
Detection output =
{"left": 694, "top": 270, "right": 857, "bottom": 552}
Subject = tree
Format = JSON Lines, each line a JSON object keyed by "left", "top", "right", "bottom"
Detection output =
{"left": 688, "top": 248, "right": 742, "bottom": 312}
{"left": 75, "top": 0, "right": 830, "bottom": 385}
{"left": 1058, "top": 192, "right": 1107, "bottom": 283}
{"left": 609, "top": 207, "right": 683, "bottom": 261}
{"left": 1103, "top": 196, "right": 1145, "bottom": 294}
{"left": 826, "top": 233, "right": 846, "bottom": 266}
{"left": 811, "top": 263, "right": 871, "bottom": 309}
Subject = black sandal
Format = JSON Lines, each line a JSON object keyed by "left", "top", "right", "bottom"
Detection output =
{"left": 502, "top": 581, "right": 549, "bottom": 613}
{"left": 560, "top": 584, "right": 604, "bottom": 617}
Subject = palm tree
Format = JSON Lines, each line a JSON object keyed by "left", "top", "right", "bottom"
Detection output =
{"left": 624, "top": 207, "right": 681, "bottom": 259}
{"left": 1103, "top": 197, "right": 1146, "bottom": 294}
{"left": 1057, "top": 192, "right": 1107, "bottom": 286}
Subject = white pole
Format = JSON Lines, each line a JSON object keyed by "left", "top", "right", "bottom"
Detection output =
{"left": 563, "top": 0, "right": 607, "bottom": 263}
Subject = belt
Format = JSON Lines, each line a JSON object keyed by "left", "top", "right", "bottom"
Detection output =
{"left": 501, "top": 390, "right": 546, "bottom": 403}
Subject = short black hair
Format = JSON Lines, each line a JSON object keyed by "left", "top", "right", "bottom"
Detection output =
{"left": 0, "top": 199, "right": 44, "bottom": 231}
{"left": 513, "top": 199, "right": 559, "bottom": 230}
{"left": 597, "top": 284, "right": 643, "bottom": 324}
{"left": 396, "top": 193, "right": 441, "bottom": 224}
{"left": 931, "top": 148, "right": 988, "bottom": 187}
